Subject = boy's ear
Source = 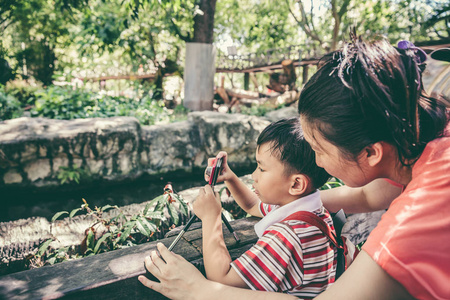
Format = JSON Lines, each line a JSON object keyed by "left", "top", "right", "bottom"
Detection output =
{"left": 289, "top": 174, "right": 309, "bottom": 196}
{"left": 364, "top": 142, "right": 384, "bottom": 167}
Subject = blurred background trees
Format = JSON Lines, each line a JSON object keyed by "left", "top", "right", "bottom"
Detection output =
{"left": 0, "top": 0, "right": 448, "bottom": 112}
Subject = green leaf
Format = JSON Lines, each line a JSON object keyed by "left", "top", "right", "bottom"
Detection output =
{"left": 167, "top": 203, "right": 179, "bottom": 225}
{"left": 51, "top": 211, "right": 68, "bottom": 222}
{"left": 143, "top": 201, "right": 153, "bottom": 215}
{"left": 94, "top": 232, "right": 112, "bottom": 254}
{"left": 136, "top": 217, "right": 151, "bottom": 237}
{"left": 161, "top": 194, "right": 170, "bottom": 204}
{"left": 38, "top": 239, "right": 53, "bottom": 257}
{"left": 137, "top": 217, "right": 158, "bottom": 237}
{"left": 154, "top": 202, "right": 164, "bottom": 212}
{"left": 86, "top": 229, "right": 95, "bottom": 251}
{"left": 101, "top": 205, "right": 117, "bottom": 212}
{"left": 150, "top": 194, "right": 167, "bottom": 206}
{"left": 48, "top": 257, "right": 57, "bottom": 265}
{"left": 69, "top": 208, "right": 82, "bottom": 218}
{"left": 117, "top": 222, "right": 134, "bottom": 244}
{"left": 145, "top": 210, "right": 164, "bottom": 220}
{"left": 174, "top": 194, "right": 189, "bottom": 216}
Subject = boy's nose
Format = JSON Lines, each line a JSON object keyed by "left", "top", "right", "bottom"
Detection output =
{"left": 251, "top": 169, "right": 257, "bottom": 181}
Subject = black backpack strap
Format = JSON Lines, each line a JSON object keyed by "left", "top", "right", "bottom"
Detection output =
{"left": 332, "top": 209, "right": 347, "bottom": 237}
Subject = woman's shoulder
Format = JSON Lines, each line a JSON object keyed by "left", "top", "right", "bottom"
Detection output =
{"left": 414, "top": 120, "right": 450, "bottom": 174}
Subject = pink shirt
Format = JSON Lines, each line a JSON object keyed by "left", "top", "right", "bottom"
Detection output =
{"left": 363, "top": 123, "right": 450, "bottom": 299}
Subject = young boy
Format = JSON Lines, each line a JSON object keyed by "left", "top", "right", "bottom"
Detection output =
{"left": 193, "top": 117, "right": 336, "bottom": 299}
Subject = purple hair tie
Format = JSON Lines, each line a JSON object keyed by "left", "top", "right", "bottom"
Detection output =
{"left": 397, "top": 40, "right": 427, "bottom": 63}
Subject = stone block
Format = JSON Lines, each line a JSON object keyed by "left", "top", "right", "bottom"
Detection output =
{"left": 86, "top": 159, "right": 104, "bottom": 175}
{"left": 3, "top": 170, "right": 22, "bottom": 184}
{"left": 52, "top": 156, "right": 69, "bottom": 174}
{"left": 20, "top": 144, "right": 38, "bottom": 163}
{"left": 24, "top": 159, "right": 51, "bottom": 182}
{"left": 38, "top": 146, "right": 47, "bottom": 158}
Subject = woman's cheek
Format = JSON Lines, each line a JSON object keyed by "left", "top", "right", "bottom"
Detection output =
{"left": 315, "top": 154, "right": 324, "bottom": 168}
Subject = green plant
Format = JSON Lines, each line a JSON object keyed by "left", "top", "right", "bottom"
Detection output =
{"left": 238, "top": 103, "right": 285, "bottom": 117}
{"left": 31, "top": 86, "right": 97, "bottom": 119}
{"left": 4, "top": 81, "right": 41, "bottom": 107}
{"left": 57, "top": 165, "right": 88, "bottom": 184}
{"left": 29, "top": 184, "right": 189, "bottom": 269}
{"left": 0, "top": 86, "right": 23, "bottom": 120}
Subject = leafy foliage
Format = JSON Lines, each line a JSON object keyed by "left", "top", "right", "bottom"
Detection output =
{"left": 0, "top": 85, "right": 188, "bottom": 125}
{"left": 0, "top": 0, "right": 447, "bottom": 92}
{"left": 57, "top": 165, "right": 88, "bottom": 184}
{"left": 29, "top": 187, "right": 189, "bottom": 269}
{"left": 0, "top": 85, "right": 22, "bottom": 120}
{"left": 237, "top": 103, "right": 285, "bottom": 117}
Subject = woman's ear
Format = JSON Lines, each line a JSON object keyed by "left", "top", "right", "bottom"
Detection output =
{"left": 289, "top": 174, "right": 310, "bottom": 196}
{"left": 364, "top": 142, "right": 384, "bottom": 167}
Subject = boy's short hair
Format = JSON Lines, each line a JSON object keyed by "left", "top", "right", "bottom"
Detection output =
{"left": 257, "top": 117, "right": 330, "bottom": 190}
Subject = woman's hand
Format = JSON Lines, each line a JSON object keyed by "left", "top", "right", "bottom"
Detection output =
{"left": 192, "top": 185, "right": 222, "bottom": 221}
{"left": 138, "top": 243, "right": 210, "bottom": 300}
{"left": 205, "top": 151, "right": 236, "bottom": 183}
{"left": 138, "top": 243, "right": 297, "bottom": 300}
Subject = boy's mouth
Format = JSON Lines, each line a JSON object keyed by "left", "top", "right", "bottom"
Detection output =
{"left": 252, "top": 185, "right": 259, "bottom": 196}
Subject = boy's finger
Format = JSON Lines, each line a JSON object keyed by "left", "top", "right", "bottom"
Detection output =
{"left": 203, "top": 184, "right": 214, "bottom": 195}
{"left": 205, "top": 166, "right": 213, "bottom": 177}
{"left": 207, "top": 157, "right": 216, "bottom": 166}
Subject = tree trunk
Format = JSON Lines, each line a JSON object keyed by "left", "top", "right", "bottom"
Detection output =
{"left": 192, "top": 0, "right": 217, "bottom": 43}
{"left": 184, "top": 43, "right": 216, "bottom": 111}
{"left": 183, "top": 0, "right": 217, "bottom": 111}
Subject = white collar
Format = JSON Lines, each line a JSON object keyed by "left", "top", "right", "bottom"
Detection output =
{"left": 254, "top": 190, "right": 322, "bottom": 237}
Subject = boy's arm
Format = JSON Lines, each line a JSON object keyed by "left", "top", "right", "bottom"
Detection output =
{"left": 224, "top": 173, "right": 262, "bottom": 217}
{"left": 193, "top": 185, "right": 248, "bottom": 288}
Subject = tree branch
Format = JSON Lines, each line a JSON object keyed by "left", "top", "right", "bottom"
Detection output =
{"left": 168, "top": 17, "right": 191, "bottom": 42}
{"left": 330, "top": 0, "right": 340, "bottom": 51}
{"left": 286, "top": 0, "right": 323, "bottom": 45}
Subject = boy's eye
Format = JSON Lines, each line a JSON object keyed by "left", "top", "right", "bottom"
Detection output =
{"left": 259, "top": 167, "right": 265, "bottom": 172}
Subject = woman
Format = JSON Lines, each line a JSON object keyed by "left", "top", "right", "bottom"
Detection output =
{"left": 138, "top": 36, "right": 450, "bottom": 299}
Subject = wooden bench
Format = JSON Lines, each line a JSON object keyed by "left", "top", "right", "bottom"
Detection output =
{"left": 0, "top": 217, "right": 259, "bottom": 300}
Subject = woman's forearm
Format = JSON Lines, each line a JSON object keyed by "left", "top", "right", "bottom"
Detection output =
{"left": 320, "top": 179, "right": 401, "bottom": 213}
{"left": 203, "top": 281, "right": 298, "bottom": 300}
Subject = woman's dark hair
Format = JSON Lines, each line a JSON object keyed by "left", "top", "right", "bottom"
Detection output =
{"left": 257, "top": 117, "right": 330, "bottom": 189}
{"left": 298, "top": 35, "right": 448, "bottom": 165}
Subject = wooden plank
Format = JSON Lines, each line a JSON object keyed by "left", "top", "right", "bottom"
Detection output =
{"left": 0, "top": 217, "right": 259, "bottom": 300}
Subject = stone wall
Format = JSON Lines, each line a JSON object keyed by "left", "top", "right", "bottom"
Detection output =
{"left": 0, "top": 110, "right": 296, "bottom": 190}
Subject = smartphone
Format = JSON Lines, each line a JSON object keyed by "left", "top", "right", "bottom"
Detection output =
{"left": 208, "top": 157, "right": 223, "bottom": 187}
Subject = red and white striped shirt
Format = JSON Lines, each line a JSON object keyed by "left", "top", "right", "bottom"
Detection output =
{"left": 231, "top": 202, "right": 337, "bottom": 299}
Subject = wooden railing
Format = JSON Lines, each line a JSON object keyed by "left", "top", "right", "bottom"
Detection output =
{"left": 216, "top": 44, "right": 324, "bottom": 72}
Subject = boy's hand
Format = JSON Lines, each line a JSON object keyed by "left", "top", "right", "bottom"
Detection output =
{"left": 193, "top": 185, "right": 221, "bottom": 221}
{"left": 204, "top": 151, "right": 235, "bottom": 183}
